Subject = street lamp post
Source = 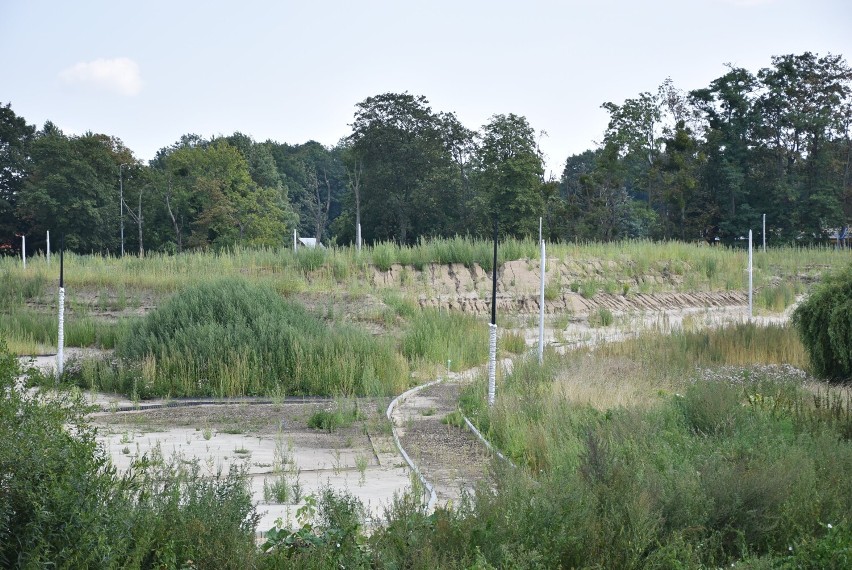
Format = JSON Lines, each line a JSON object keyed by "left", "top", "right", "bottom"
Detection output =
{"left": 119, "top": 163, "right": 129, "bottom": 257}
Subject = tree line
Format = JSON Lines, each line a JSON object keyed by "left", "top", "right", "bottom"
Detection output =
{"left": 1, "top": 51, "right": 850, "bottom": 256}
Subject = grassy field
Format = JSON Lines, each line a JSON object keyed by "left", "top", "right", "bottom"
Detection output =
{"left": 4, "top": 240, "right": 852, "bottom": 567}
{"left": 2, "top": 237, "right": 845, "bottom": 297}
{"left": 452, "top": 324, "right": 852, "bottom": 567}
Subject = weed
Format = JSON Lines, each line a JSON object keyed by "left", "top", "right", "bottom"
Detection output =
{"left": 355, "top": 453, "right": 370, "bottom": 486}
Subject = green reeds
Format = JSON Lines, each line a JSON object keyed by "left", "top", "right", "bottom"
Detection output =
{"left": 101, "top": 278, "right": 408, "bottom": 398}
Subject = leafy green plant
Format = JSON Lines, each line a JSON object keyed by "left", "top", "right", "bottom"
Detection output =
{"left": 793, "top": 264, "right": 852, "bottom": 381}
{"left": 307, "top": 400, "right": 364, "bottom": 432}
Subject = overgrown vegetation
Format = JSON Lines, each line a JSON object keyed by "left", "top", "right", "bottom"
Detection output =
{"left": 448, "top": 326, "right": 852, "bottom": 567}
{"left": 794, "top": 263, "right": 852, "bottom": 381}
{"left": 79, "top": 278, "right": 408, "bottom": 398}
{"left": 0, "top": 338, "right": 259, "bottom": 569}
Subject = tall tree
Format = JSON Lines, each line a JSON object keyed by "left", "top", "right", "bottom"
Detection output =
{"left": 690, "top": 66, "right": 762, "bottom": 241}
{"left": 757, "top": 52, "right": 852, "bottom": 240}
{"left": 349, "top": 93, "right": 455, "bottom": 243}
{"left": 0, "top": 103, "right": 35, "bottom": 251}
{"left": 472, "top": 113, "right": 544, "bottom": 237}
{"left": 17, "top": 125, "right": 125, "bottom": 253}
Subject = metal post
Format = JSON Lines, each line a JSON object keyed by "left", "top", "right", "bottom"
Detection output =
{"left": 293, "top": 229, "right": 297, "bottom": 252}
{"left": 748, "top": 229, "right": 753, "bottom": 319}
{"left": 57, "top": 236, "right": 65, "bottom": 378}
{"left": 538, "top": 236, "right": 545, "bottom": 365}
{"left": 47, "top": 231, "right": 50, "bottom": 265}
{"left": 488, "top": 219, "right": 498, "bottom": 407}
{"left": 21, "top": 235, "right": 25, "bottom": 268}
{"left": 356, "top": 223, "right": 362, "bottom": 252}
{"left": 762, "top": 214, "right": 766, "bottom": 252}
{"left": 119, "top": 164, "right": 127, "bottom": 257}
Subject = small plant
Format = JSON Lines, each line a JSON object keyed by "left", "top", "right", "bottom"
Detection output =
{"left": 501, "top": 331, "right": 528, "bottom": 354}
{"left": 544, "top": 273, "right": 562, "bottom": 301}
{"left": 421, "top": 407, "right": 436, "bottom": 417}
{"left": 263, "top": 474, "right": 291, "bottom": 504}
{"left": 589, "top": 307, "right": 614, "bottom": 327}
{"left": 579, "top": 280, "right": 598, "bottom": 299}
{"left": 202, "top": 426, "right": 213, "bottom": 441}
{"left": 442, "top": 410, "right": 465, "bottom": 428}
{"left": 307, "top": 400, "right": 364, "bottom": 432}
{"left": 355, "top": 453, "right": 370, "bottom": 486}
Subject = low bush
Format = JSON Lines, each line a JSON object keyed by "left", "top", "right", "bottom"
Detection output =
{"left": 793, "top": 263, "right": 852, "bottom": 381}
{"left": 0, "top": 337, "right": 260, "bottom": 568}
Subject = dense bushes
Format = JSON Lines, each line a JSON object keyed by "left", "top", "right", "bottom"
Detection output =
{"left": 111, "top": 278, "right": 408, "bottom": 397}
{"left": 794, "top": 263, "right": 852, "bottom": 381}
{"left": 0, "top": 338, "right": 259, "bottom": 568}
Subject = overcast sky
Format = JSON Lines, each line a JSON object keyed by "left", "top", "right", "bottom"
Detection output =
{"left": 2, "top": 0, "right": 851, "bottom": 176}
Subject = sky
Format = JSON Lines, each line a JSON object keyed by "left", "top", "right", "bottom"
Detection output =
{"left": 2, "top": 0, "right": 851, "bottom": 177}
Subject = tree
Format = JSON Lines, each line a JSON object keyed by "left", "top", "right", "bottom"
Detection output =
{"left": 757, "top": 52, "right": 852, "bottom": 240}
{"left": 16, "top": 125, "right": 125, "bottom": 253}
{"left": 157, "top": 140, "right": 292, "bottom": 249}
{"left": 472, "top": 113, "right": 544, "bottom": 237}
{"left": 690, "top": 66, "right": 762, "bottom": 241}
{"left": 0, "top": 103, "right": 35, "bottom": 251}
{"left": 349, "top": 93, "right": 456, "bottom": 243}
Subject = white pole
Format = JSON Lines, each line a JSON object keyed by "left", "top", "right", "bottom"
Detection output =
{"left": 46, "top": 231, "right": 50, "bottom": 265}
{"left": 762, "top": 214, "right": 766, "bottom": 252}
{"left": 538, "top": 238, "right": 545, "bottom": 364}
{"left": 21, "top": 235, "right": 25, "bottom": 268}
{"left": 357, "top": 223, "right": 362, "bottom": 252}
{"left": 57, "top": 286, "right": 65, "bottom": 377}
{"left": 293, "top": 229, "right": 297, "bottom": 252}
{"left": 487, "top": 323, "right": 497, "bottom": 406}
{"left": 748, "top": 229, "right": 753, "bottom": 319}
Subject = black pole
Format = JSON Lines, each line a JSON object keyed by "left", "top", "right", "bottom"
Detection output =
{"left": 491, "top": 218, "right": 497, "bottom": 326}
{"left": 59, "top": 235, "right": 64, "bottom": 288}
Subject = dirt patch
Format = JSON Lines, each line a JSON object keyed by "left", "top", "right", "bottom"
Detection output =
{"left": 392, "top": 381, "right": 492, "bottom": 505}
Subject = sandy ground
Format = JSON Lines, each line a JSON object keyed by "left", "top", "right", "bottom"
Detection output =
{"left": 90, "top": 402, "right": 411, "bottom": 532}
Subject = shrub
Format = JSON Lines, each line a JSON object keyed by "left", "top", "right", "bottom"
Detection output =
{"left": 0, "top": 337, "right": 260, "bottom": 568}
{"left": 793, "top": 264, "right": 852, "bottom": 381}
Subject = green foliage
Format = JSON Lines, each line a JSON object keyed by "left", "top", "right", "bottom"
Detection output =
{"left": 0, "top": 269, "right": 46, "bottom": 309}
{"left": 452, "top": 366, "right": 852, "bottom": 567}
{"left": 0, "top": 337, "right": 259, "bottom": 568}
{"left": 109, "top": 278, "right": 408, "bottom": 397}
{"left": 794, "top": 264, "right": 852, "bottom": 381}
{"left": 262, "top": 488, "right": 369, "bottom": 568}
{"left": 590, "top": 306, "right": 614, "bottom": 327}
{"left": 501, "top": 330, "right": 527, "bottom": 354}
{"left": 307, "top": 400, "right": 364, "bottom": 432}
{"left": 402, "top": 308, "right": 489, "bottom": 371}
{"left": 0, "top": 306, "right": 128, "bottom": 353}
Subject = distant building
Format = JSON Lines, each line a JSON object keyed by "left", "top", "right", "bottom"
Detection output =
{"left": 298, "top": 237, "right": 324, "bottom": 249}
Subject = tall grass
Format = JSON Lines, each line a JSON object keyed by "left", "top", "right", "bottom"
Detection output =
{"left": 463, "top": 323, "right": 809, "bottom": 470}
{"left": 2, "top": 239, "right": 844, "bottom": 297}
{"left": 447, "top": 324, "right": 852, "bottom": 567}
{"left": 83, "top": 278, "right": 408, "bottom": 398}
{"left": 0, "top": 307, "right": 128, "bottom": 354}
{"left": 401, "top": 308, "right": 490, "bottom": 373}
